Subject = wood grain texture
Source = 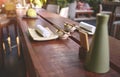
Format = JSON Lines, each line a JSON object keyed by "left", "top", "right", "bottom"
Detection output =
{"left": 16, "top": 8, "right": 120, "bottom": 77}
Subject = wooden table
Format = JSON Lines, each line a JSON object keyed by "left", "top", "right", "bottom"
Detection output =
{"left": 75, "top": 10, "right": 94, "bottom": 18}
{"left": 0, "top": 21, "right": 3, "bottom": 68}
{"left": 16, "top": 8, "right": 120, "bottom": 77}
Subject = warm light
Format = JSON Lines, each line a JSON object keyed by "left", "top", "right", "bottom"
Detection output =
{"left": 30, "top": 0, "right": 33, "bottom": 3}
{"left": 0, "top": 0, "right": 6, "bottom": 5}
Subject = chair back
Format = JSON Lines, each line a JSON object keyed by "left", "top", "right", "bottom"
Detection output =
{"left": 46, "top": 4, "right": 60, "bottom": 14}
{"left": 114, "top": 6, "right": 120, "bottom": 17}
{"left": 0, "top": 19, "right": 21, "bottom": 66}
{"left": 0, "top": 18, "right": 26, "bottom": 76}
{"left": 59, "top": 7, "right": 69, "bottom": 18}
{"left": 112, "top": 6, "right": 120, "bottom": 26}
{"left": 99, "top": 3, "right": 113, "bottom": 14}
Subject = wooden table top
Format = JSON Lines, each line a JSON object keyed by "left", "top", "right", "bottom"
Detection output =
{"left": 76, "top": 10, "right": 94, "bottom": 13}
{"left": 16, "top": 8, "right": 120, "bottom": 77}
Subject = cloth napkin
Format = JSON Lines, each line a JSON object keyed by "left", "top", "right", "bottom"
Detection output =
{"left": 36, "top": 25, "right": 51, "bottom": 38}
{"left": 79, "top": 22, "right": 96, "bottom": 34}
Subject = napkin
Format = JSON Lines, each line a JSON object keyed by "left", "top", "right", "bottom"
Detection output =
{"left": 35, "top": 25, "right": 51, "bottom": 38}
{"left": 79, "top": 22, "right": 96, "bottom": 34}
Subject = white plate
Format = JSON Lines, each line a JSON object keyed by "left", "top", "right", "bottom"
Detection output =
{"left": 28, "top": 28, "right": 59, "bottom": 41}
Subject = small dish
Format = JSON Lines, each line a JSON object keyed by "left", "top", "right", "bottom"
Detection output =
{"left": 28, "top": 28, "right": 59, "bottom": 41}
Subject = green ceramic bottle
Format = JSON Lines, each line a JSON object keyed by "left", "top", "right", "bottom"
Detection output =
{"left": 85, "top": 13, "right": 110, "bottom": 73}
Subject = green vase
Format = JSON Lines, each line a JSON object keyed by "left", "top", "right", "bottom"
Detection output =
{"left": 85, "top": 13, "right": 110, "bottom": 73}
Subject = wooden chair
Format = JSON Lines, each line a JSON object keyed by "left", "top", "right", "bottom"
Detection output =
{"left": 46, "top": 4, "right": 60, "bottom": 14}
{"left": 110, "top": 6, "right": 120, "bottom": 40}
{"left": 0, "top": 14, "right": 9, "bottom": 68}
{"left": 99, "top": 3, "right": 114, "bottom": 34}
{"left": 0, "top": 22, "right": 3, "bottom": 68}
{"left": 99, "top": 2, "right": 114, "bottom": 15}
{"left": 0, "top": 16, "right": 27, "bottom": 76}
{"left": 112, "top": 6, "right": 120, "bottom": 22}
{"left": 0, "top": 18, "right": 21, "bottom": 68}
{"left": 110, "top": 21, "right": 120, "bottom": 40}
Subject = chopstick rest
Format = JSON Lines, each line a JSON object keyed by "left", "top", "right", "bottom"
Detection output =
{"left": 57, "top": 30, "right": 71, "bottom": 40}
{"left": 64, "top": 22, "right": 77, "bottom": 32}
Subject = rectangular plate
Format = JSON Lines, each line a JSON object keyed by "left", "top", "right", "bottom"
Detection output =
{"left": 28, "top": 28, "right": 59, "bottom": 41}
